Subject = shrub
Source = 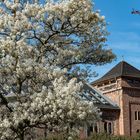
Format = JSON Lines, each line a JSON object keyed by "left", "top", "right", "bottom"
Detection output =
{"left": 41, "top": 133, "right": 140, "bottom": 140}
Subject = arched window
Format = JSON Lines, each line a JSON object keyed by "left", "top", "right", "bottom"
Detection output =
{"left": 104, "top": 122, "right": 113, "bottom": 134}
{"left": 136, "top": 129, "right": 140, "bottom": 133}
{"left": 135, "top": 111, "right": 140, "bottom": 120}
{"left": 108, "top": 122, "right": 112, "bottom": 134}
{"left": 87, "top": 125, "right": 93, "bottom": 136}
{"left": 94, "top": 123, "right": 98, "bottom": 133}
{"left": 104, "top": 122, "right": 107, "bottom": 132}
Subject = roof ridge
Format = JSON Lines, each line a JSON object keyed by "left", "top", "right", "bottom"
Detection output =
{"left": 121, "top": 61, "right": 125, "bottom": 75}
{"left": 121, "top": 61, "right": 123, "bottom": 76}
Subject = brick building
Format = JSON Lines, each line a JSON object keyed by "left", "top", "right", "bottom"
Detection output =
{"left": 2, "top": 61, "right": 140, "bottom": 138}
{"left": 23, "top": 61, "right": 140, "bottom": 138}
{"left": 91, "top": 61, "right": 140, "bottom": 136}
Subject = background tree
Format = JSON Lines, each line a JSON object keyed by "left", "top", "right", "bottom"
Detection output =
{"left": 0, "top": 0, "right": 115, "bottom": 139}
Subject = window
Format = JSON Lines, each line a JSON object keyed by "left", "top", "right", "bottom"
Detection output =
{"left": 104, "top": 122, "right": 113, "bottom": 134}
{"left": 135, "top": 111, "right": 140, "bottom": 120}
{"left": 94, "top": 123, "right": 98, "bottom": 133}
{"left": 134, "top": 80, "right": 140, "bottom": 84}
{"left": 87, "top": 123, "right": 98, "bottom": 136}
{"left": 136, "top": 129, "right": 140, "bottom": 133}
{"left": 87, "top": 125, "right": 93, "bottom": 136}
{"left": 104, "top": 82, "right": 109, "bottom": 85}
{"left": 135, "top": 111, "right": 137, "bottom": 120}
{"left": 104, "top": 122, "right": 107, "bottom": 132}
{"left": 108, "top": 123, "right": 112, "bottom": 134}
{"left": 97, "top": 84, "right": 102, "bottom": 87}
{"left": 127, "top": 79, "right": 133, "bottom": 83}
{"left": 138, "top": 112, "right": 140, "bottom": 120}
{"left": 110, "top": 79, "right": 116, "bottom": 84}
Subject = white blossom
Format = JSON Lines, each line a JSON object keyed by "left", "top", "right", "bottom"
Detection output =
{"left": 0, "top": 0, "right": 114, "bottom": 139}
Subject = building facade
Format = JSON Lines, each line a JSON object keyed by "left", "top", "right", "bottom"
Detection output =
{"left": 2, "top": 61, "right": 140, "bottom": 139}
{"left": 92, "top": 61, "right": 140, "bottom": 136}
{"left": 25, "top": 61, "right": 140, "bottom": 138}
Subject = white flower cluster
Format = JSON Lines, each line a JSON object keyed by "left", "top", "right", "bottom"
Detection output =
{"left": 0, "top": 0, "right": 111, "bottom": 139}
{"left": 0, "top": 75, "right": 99, "bottom": 139}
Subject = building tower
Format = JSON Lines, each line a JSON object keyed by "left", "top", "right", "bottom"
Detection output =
{"left": 92, "top": 61, "right": 140, "bottom": 136}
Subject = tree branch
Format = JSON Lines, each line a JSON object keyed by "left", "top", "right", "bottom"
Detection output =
{"left": 0, "top": 85, "right": 13, "bottom": 112}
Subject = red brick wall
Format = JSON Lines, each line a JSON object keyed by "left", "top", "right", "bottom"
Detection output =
{"left": 101, "top": 109, "right": 120, "bottom": 135}
{"left": 122, "top": 88, "right": 140, "bottom": 136}
{"left": 93, "top": 77, "right": 140, "bottom": 136}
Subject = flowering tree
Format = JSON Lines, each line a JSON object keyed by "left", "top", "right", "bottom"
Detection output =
{"left": 0, "top": 0, "right": 115, "bottom": 139}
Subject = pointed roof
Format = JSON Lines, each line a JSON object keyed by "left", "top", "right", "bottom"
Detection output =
{"left": 92, "top": 61, "right": 140, "bottom": 84}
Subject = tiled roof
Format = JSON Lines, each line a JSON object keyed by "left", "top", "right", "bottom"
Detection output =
{"left": 92, "top": 61, "right": 140, "bottom": 84}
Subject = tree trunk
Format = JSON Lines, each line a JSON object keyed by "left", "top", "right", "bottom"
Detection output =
{"left": 20, "top": 132, "right": 24, "bottom": 140}
{"left": 44, "top": 125, "right": 47, "bottom": 138}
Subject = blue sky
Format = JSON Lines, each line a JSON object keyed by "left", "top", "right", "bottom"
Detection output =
{"left": 91, "top": 0, "right": 140, "bottom": 81}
